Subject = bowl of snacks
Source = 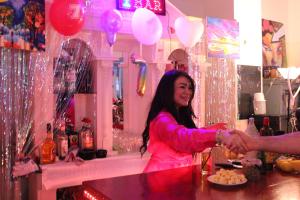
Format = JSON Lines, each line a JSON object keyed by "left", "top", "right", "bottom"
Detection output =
{"left": 207, "top": 169, "right": 247, "bottom": 186}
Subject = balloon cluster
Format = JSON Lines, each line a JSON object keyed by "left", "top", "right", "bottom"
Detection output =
{"left": 131, "top": 54, "right": 147, "bottom": 96}
{"left": 49, "top": 1, "right": 204, "bottom": 48}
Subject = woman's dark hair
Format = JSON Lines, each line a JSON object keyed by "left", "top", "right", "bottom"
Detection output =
{"left": 140, "top": 70, "right": 197, "bottom": 156}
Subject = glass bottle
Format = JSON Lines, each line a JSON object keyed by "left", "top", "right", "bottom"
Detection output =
{"left": 66, "top": 122, "right": 78, "bottom": 149}
{"left": 40, "top": 123, "right": 56, "bottom": 164}
{"left": 260, "top": 117, "right": 273, "bottom": 137}
{"left": 245, "top": 117, "right": 259, "bottom": 159}
{"left": 79, "top": 118, "right": 94, "bottom": 150}
{"left": 54, "top": 120, "right": 64, "bottom": 156}
{"left": 259, "top": 117, "right": 274, "bottom": 171}
{"left": 57, "top": 124, "right": 68, "bottom": 160}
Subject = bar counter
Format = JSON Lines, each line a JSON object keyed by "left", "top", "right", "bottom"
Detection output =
{"left": 81, "top": 165, "right": 300, "bottom": 200}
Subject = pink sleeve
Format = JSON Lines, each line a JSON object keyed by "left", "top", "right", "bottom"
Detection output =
{"left": 151, "top": 112, "right": 217, "bottom": 153}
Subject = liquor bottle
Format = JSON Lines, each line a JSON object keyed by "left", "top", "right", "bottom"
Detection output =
{"left": 66, "top": 122, "right": 78, "bottom": 149}
{"left": 259, "top": 117, "right": 274, "bottom": 171}
{"left": 40, "top": 123, "right": 56, "bottom": 164}
{"left": 57, "top": 124, "right": 68, "bottom": 160}
{"left": 79, "top": 118, "right": 94, "bottom": 150}
{"left": 53, "top": 120, "right": 64, "bottom": 155}
{"left": 244, "top": 117, "right": 259, "bottom": 159}
{"left": 260, "top": 117, "right": 273, "bottom": 137}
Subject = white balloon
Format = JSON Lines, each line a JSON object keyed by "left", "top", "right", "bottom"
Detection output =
{"left": 174, "top": 17, "right": 204, "bottom": 48}
{"left": 131, "top": 8, "right": 163, "bottom": 45}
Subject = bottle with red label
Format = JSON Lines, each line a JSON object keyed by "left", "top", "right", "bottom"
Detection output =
{"left": 66, "top": 119, "right": 78, "bottom": 149}
{"left": 259, "top": 117, "right": 274, "bottom": 172}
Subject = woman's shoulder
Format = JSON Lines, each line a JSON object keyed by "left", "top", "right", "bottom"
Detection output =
{"left": 153, "top": 111, "right": 176, "bottom": 123}
{"left": 157, "top": 110, "right": 173, "bottom": 117}
{"left": 150, "top": 111, "right": 178, "bottom": 131}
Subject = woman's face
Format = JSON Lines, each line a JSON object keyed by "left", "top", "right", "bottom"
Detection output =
{"left": 174, "top": 76, "right": 193, "bottom": 108}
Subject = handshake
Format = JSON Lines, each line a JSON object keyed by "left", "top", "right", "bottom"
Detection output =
{"left": 208, "top": 123, "right": 300, "bottom": 156}
{"left": 217, "top": 129, "right": 255, "bottom": 154}
{"left": 206, "top": 123, "right": 257, "bottom": 154}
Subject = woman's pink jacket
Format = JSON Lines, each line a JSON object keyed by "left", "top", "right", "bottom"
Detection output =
{"left": 144, "top": 111, "right": 217, "bottom": 173}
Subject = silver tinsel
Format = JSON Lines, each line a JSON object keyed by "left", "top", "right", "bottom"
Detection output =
{"left": 0, "top": 28, "right": 95, "bottom": 200}
{"left": 188, "top": 40, "right": 206, "bottom": 127}
{"left": 205, "top": 58, "right": 236, "bottom": 129}
{"left": 0, "top": 48, "right": 35, "bottom": 200}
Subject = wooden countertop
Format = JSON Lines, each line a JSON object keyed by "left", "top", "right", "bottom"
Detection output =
{"left": 82, "top": 165, "right": 300, "bottom": 200}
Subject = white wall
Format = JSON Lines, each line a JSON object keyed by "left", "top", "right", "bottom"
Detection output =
{"left": 286, "top": 0, "right": 300, "bottom": 67}
{"left": 168, "top": 0, "right": 234, "bottom": 19}
{"left": 234, "top": 0, "right": 262, "bottom": 66}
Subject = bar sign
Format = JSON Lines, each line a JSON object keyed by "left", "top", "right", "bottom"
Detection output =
{"left": 116, "top": 0, "right": 166, "bottom": 15}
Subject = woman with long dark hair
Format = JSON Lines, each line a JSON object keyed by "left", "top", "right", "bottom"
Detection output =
{"left": 140, "top": 70, "right": 247, "bottom": 172}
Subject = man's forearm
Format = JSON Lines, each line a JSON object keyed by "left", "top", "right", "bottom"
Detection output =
{"left": 256, "top": 133, "right": 300, "bottom": 154}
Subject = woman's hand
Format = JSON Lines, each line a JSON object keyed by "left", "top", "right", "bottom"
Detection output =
{"left": 219, "top": 129, "right": 249, "bottom": 154}
{"left": 235, "top": 131, "right": 259, "bottom": 152}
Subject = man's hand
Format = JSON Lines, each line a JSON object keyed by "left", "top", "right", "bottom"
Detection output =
{"left": 220, "top": 129, "right": 249, "bottom": 154}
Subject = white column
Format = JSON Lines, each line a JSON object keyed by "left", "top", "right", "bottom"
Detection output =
{"left": 92, "top": 59, "right": 114, "bottom": 151}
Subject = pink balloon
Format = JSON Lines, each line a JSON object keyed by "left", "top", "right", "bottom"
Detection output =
{"left": 101, "top": 9, "right": 123, "bottom": 46}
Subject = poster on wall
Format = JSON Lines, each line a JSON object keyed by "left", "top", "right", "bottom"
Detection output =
{"left": 116, "top": 0, "right": 166, "bottom": 15}
{"left": 0, "top": 0, "right": 45, "bottom": 51}
{"left": 206, "top": 17, "right": 240, "bottom": 59}
{"left": 262, "top": 19, "right": 286, "bottom": 78}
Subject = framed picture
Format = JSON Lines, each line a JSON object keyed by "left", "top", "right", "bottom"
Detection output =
{"left": 0, "top": 0, "right": 45, "bottom": 51}
{"left": 206, "top": 17, "right": 240, "bottom": 59}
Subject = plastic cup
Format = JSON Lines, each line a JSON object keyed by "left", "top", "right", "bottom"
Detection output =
{"left": 254, "top": 93, "right": 265, "bottom": 101}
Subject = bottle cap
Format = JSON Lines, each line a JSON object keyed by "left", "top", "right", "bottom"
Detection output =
{"left": 263, "top": 117, "right": 270, "bottom": 126}
{"left": 248, "top": 117, "right": 255, "bottom": 124}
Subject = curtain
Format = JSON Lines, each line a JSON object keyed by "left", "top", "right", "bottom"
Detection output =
{"left": 205, "top": 58, "right": 236, "bottom": 129}
{"left": 0, "top": 48, "right": 34, "bottom": 200}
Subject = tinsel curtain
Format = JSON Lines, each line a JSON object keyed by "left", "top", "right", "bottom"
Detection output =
{"left": 0, "top": 48, "right": 35, "bottom": 200}
{"left": 188, "top": 40, "right": 207, "bottom": 128}
{"left": 0, "top": 37, "right": 94, "bottom": 199}
{"left": 205, "top": 58, "right": 236, "bottom": 129}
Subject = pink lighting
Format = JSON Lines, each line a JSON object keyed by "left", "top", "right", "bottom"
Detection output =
{"left": 116, "top": 0, "right": 166, "bottom": 15}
